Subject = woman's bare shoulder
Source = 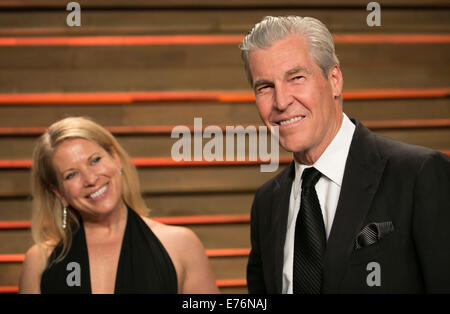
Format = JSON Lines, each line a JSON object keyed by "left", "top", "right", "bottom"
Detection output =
{"left": 141, "top": 217, "right": 200, "bottom": 248}
{"left": 23, "top": 242, "right": 53, "bottom": 265}
{"left": 22, "top": 242, "right": 56, "bottom": 274}
{"left": 23, "top": 244, "right": 43, "bottom": 264}
{"left": 19, "top": 244, "right": 49, "bottom": 294}
{"left": 141, "top": 216, "right": 219, "bottom": 293}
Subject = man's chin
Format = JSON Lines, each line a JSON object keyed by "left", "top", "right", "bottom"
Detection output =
{"left": 279, "top": 139, "right": 308, "bottom": 154}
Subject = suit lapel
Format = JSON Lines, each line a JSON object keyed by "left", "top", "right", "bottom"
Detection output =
{"left": 323, "top": 120, "right": 387, "bottom": 292}
{"left": 270, "top": 162, "right": 295, "bottom": 293}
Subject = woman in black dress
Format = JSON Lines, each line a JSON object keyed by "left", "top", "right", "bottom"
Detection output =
{"left": 19, "top": 117, "right": 219, "bottom": 293}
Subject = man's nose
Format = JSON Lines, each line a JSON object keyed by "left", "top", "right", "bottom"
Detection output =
{"left": 273, "top": 84, "right": 293, "bottom": 111}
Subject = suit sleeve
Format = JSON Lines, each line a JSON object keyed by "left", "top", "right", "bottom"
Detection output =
{"left": 412, "top": 151, "right": 450, "bottom": 293}
{"left": 247, "top": 195, "right": 267, "bottom": 293}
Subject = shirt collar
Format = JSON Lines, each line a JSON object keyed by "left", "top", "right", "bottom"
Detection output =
{"left": 293, "top": 113, "right": 356, "bottom": 196}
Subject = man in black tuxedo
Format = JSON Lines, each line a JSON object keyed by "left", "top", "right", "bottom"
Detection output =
{"left": 240, "top": 16, "right": 450, "bottom": 293}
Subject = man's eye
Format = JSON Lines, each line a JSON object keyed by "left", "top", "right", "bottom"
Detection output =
{"left": 292, "top": 76, "right": 304, "bottom": 81}
{"left": 257, "top": 85, "right": 272, "bottom": 92}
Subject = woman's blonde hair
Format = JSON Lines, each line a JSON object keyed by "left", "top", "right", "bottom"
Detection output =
{"left": 31, "top": 116, "right": 148, "bottom": 265}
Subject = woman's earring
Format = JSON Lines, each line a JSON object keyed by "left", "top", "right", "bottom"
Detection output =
{"left": 62, "top": 205, "right": 67, "bottom": 229}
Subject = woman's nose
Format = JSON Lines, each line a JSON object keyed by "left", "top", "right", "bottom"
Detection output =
{"left": 82, "top": 169, "right": 98, "bottom": 187}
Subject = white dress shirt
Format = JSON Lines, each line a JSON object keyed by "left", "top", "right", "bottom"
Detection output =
{"left": 282, "top": 113, "right": 356, "bottom": 294}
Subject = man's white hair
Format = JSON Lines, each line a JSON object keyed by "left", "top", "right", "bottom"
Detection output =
{"left": 240, "top": 16, "right": 340, "bottom": 86}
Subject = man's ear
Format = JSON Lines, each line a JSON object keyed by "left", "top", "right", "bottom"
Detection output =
{"left": 328, "top": 65, "right": 343, "bottom": 100}
{"left": 51, "top": 185, "right": 68, "bottom": 207}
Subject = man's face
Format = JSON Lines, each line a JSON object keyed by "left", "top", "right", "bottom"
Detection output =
{"left": 248, "top": 34, "right": 343, "bottom": 162}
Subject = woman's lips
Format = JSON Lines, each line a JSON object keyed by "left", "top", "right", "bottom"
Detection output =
{"left": 87, "top": 183, "right": 109, "bottom": 201}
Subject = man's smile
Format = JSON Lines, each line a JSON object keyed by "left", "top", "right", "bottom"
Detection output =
{"left": 273, "top": 115, "right": 306, "bottom": 127}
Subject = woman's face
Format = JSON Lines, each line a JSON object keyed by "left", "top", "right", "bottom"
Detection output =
{"left": 51, "top": 138, "right": 125, "bottom": 220}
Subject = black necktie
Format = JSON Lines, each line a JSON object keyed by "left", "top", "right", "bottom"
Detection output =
{"left": 293, "top": 167, "right": 326, "bottom": 294}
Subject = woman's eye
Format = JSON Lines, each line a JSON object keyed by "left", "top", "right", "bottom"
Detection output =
{"left": 65, "top": 172, "right": 76, "bottom": 180}
{"left": 91, "top": 156, "right": 101, "bottom": 165}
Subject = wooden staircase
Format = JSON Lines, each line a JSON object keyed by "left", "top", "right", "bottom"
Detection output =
{"left": 0, "top": 0, "right": 449, "bottom": 294}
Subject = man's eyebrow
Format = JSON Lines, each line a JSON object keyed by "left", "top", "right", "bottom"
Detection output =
{"left": 285, "top": 66, "right": 310, "bottom": 77}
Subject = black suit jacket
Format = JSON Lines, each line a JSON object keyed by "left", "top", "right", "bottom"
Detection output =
{"left": 247, "top": 119, "right": 450, "bottom": 293}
